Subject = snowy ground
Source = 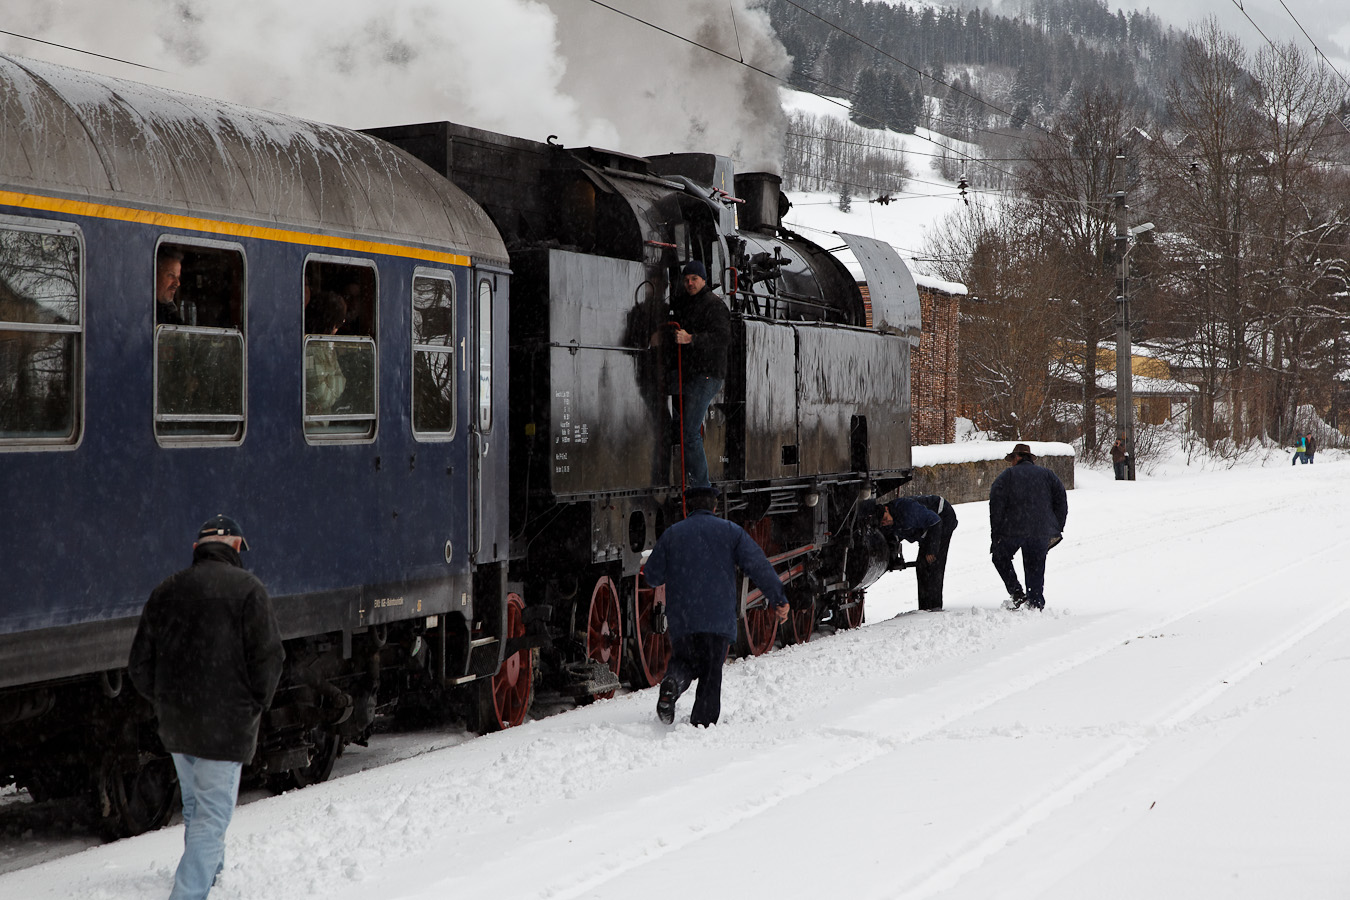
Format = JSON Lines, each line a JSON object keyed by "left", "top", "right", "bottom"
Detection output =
{"left": 4, "top": 452, "right": 1349, "bottom": 899}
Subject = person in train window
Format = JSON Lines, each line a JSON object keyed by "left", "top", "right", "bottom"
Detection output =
{"left": 304, "top": 291, "right": 347, "bottom": 415}
{"left": 667, "top": 259, "right": 730, "bottom": 489}
{"left": 128, "top": 515, "right": 283, "bottom": 900}
{"left": 156, "top": 247, "right": 185, "bottom": 325}
{"left": 644, "top": 486, "right": 788, "bottom": 726}
{"left": 873, "top": 494, "right": 959, "bottom": 612}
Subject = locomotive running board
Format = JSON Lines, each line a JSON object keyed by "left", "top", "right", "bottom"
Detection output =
{"left": 834, "top": 231, "right": 923, "bottom": 345}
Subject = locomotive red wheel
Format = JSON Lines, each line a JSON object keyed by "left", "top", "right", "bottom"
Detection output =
{"left": 782, "top": 598, "right": 816, "bottom": 646}
{"left": 627, "top": 571, "right": 670, "bottom": 689}
{"left": 586, "top": 576, "right": 623, "bottom": 699}
{"left": 833, "top": 591, "right": 865, "bottom": 630}
{"left": 739, "top": 604, "right": 779, "bottom": 657}
{"left": 474, "top": 592, "right": 533, "bottom": 731}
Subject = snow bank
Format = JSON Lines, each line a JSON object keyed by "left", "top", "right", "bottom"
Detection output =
{"left": 913, "top": 440, "right": 1075, "bottom": 467}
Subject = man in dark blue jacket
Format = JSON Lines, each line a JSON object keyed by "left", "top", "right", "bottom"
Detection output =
{"left": 989, "top": 444, "right": 1068, "bottom": 611}
{"left": 876, "top": 495, "right": 959, "bottom": 611}
{"left": 644, "top": 487, "right": 788, "bottom": 726}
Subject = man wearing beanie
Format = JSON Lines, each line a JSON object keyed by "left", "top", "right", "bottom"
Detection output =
{"left": 668, "top": 259, "right": 730, "bottom": 489}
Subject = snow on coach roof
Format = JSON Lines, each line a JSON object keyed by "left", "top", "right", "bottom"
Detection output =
{"left": 0, "top": 53, "right": 508, "bottom": 267}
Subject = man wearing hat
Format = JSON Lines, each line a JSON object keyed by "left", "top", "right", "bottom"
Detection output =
{"left": 644, "top": 487, "right": 789, "bottom": 726}
{"left": 989, "top": 444, "right": 1068, "bottom": 611}
{"left": 668, "top": 259, "right": 731, "bottom": 489}
{"left": 129, "top": 515, "right": 284, "bottom": 900}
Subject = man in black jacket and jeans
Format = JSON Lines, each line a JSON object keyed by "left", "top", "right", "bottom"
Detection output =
{"left": 989, "top": 444, "right": 1068, "bottom": 611}
{"left": 129, "top": 514, "right": 284, "bottom": 900}
{"left": 668, "top": 260, "right": 731, "bottom": 489}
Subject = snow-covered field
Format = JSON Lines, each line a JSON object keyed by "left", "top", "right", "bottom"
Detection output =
{"left": 4, "top": 453, "right": 1348, "bottom": 899}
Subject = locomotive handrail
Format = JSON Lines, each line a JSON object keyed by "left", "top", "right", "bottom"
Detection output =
{"left": 547, "top": 340, "right": 647, "bottom": 354}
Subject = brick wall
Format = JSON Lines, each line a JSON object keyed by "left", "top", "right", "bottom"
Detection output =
{"left": 912, "top": 286, "right": 961, "bottom": 445}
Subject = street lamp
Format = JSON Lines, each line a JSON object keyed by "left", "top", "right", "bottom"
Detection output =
{"left": 1114, "top": 205, "right": 1153, "bottom": 481}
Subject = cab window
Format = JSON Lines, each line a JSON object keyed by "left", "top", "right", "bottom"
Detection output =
{"left": 303, "top": 257, "right": 376, "bottom": 440}
{"left": 153, "top": 240, "right": 245, "bottom": 443}
{"left": 0, "top": 221, "right": 82, "bottom": 448}
{"left": 411, "top": 272, "right": 455, "bottom": 438}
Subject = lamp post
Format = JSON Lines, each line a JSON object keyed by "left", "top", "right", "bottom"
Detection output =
{"left": 1112, "top": 166, "right": 1152, "bottom": 481}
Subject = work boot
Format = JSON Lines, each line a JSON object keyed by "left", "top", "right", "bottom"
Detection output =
{"left": 656, "top": 678, "right": 679, "bottom": 725}
{"left": 1002, "top": 588, "right": 1026, "bottom": 611}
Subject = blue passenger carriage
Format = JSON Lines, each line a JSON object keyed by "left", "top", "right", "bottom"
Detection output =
{"left": 0, "top": 54, "right": 515, "bottom": 834}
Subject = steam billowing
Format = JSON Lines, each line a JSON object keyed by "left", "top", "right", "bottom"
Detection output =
{"left": 0, "top": 0, "right": 789, "bottom": 171}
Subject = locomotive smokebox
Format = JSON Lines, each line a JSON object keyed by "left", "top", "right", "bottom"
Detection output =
{"left": 734, "top": 172, "right": 786, "bottom": 234}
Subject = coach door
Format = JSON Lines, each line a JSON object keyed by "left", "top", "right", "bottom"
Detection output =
{"left": 469, "top": 276, "right": 492, "bottom": 561}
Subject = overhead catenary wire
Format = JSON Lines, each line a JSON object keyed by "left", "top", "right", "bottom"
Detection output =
{"left": 0, "top": 27, "right": 164, "bottom": 72}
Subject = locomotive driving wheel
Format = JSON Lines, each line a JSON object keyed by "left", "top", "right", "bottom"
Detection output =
{"left": 626, "top": 570, "right": 670, "bottom": 689}
{"left": 739, "top": 603, "right": 779, "bottom": 657}
{"left": 833, "top": 590, "right": 865, "bottom": 630}
{"left": 781, "top": 596, "right": 816, "bottom": 646}
{"left": 585, "top": 576, "right": 623, "bottom": 699}
{"left": 473, "top": 592, "right": 534, "bottom": 731}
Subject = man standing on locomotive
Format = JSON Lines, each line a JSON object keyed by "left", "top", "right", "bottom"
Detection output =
{"left": 129, "top": 515, "right": 284, "bottom": 900}
{"left": 669, "top": 259, "right": 730, "bottom": 489}
{"left": 645, "top": 486, "right": 789, "bottom": 726}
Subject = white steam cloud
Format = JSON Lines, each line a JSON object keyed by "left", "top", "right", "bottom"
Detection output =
{"left": 1, "top": 0, "right": 790, "bottom": 171}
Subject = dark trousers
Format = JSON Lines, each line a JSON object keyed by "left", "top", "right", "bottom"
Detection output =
{"left": 992, "top": 535, "right": 1050, "bottom": 604}
{"left": 916, "top": 505, "right": 958, "bottom": 611}
{"left": 664, "top": 633, "right": 731, "bottom": 726}
{"left": 1113, "top": 461, "right": 1126, "bottom": 480}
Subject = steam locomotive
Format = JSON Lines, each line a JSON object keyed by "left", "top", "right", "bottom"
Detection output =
{"left": 0, "top": 53, "right": 921, "bottom": 837}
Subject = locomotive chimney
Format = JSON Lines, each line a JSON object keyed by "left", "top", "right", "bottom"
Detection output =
{"left": 734, "top": 172, "right": 785, "bottom": 234}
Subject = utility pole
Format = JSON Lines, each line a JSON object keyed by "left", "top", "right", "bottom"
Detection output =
{"left": 1112, "top": 154, "right": 1135, "bottom": 480}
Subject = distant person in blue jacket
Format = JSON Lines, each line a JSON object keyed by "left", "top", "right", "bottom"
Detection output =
{"left": 644, "top": 486, "right": 788, "bottom": 726}
{"left": 874, "top": 495, "right": 959, "bottom": 611}
{"left": 990, "top": 443, "right": 1068, "bottom": 611}
{"left": 1291, "top": 432, "right": 1307, "bottom": 465}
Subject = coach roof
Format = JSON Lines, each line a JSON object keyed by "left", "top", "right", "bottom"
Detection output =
{"left": 0, "top": 53, "right": 508, "bottom": 267}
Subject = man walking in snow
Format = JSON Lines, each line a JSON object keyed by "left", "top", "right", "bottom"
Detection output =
{"left": 129, "top": 515, "right": 284, "bottom": 900}
{"left": 644, "top": 486, "right": 788, "bottom": 726}
{"left": 989, "top": 444, "right": 1068, "bottom": 611}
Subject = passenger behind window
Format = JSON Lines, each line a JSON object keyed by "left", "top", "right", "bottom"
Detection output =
{"left": 304, "top": 291, "right": 347, "bottom": 415}
{"left": 156, "top": 247, "right": 185, "bottom": 325}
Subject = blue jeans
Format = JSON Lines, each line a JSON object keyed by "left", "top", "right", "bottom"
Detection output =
{"left": 992, "top": 535, "right": 1050, "bottom": 605}
{"left": 679, "top": 375, "right": 723, "bottom": 489}
{"left": 170, "top": 754, "right": 242, "bottom": 900}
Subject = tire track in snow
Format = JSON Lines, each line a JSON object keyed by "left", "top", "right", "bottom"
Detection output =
{"left": 514, "top": 534, "right": 1350, "bottom": 900}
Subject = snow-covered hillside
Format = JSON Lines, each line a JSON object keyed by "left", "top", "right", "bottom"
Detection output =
{"left": 780, "top": 88, "right": 972, "bottom": 288}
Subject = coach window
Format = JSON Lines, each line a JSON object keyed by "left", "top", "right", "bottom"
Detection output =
{"left": 0, "top": 221, "right": 83, "bottom": 448}
{"left": 411, "top": 272, "right": 455, "bottom": 438}
{"left": 154, "top": 240, "right": 245, "bottom": 443}
{"left": 477, "top": 278, "right": 493, "bottom": 433}
{"left": 303, "top": 257, "right": 376, "bottom": 440}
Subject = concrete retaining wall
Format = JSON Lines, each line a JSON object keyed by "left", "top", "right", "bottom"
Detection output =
{"left": 896, "top": 454, "right": 1074, "bottom": 505}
